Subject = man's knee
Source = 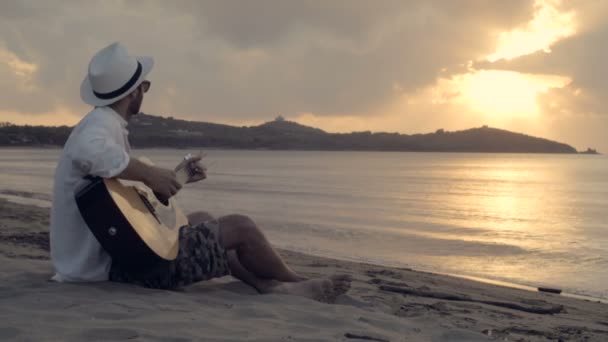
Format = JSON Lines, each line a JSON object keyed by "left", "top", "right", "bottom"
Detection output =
{"left": 188, "top": 211, "right": 214, "bottom": 226}
{"left": 220, "top": 214, "right": 261, "bottom": 238}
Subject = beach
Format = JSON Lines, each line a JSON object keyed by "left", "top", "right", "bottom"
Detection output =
{"left": 1, "top": 198, "right": 607, "bottom": 341}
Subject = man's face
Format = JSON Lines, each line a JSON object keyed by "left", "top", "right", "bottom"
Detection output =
{"left": 127, "top": 80, "right": 150, "bottom": 116}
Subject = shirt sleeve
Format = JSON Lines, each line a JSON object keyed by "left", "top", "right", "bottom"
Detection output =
{"left": 70, "top": 122, "right": 130, "bottom": 178}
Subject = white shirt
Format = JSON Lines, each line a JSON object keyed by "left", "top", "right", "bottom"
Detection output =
{"left": 50, "top": 106, "right": 131, "bottom": 282}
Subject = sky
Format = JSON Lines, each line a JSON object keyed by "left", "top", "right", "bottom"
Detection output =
{"left": 0, "top": 0, "right": 606, "bottom": 151}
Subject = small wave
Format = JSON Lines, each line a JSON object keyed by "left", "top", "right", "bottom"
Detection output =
{"left": 265, "top": 219, "right": 528, "bottom": 257}
{"left": 0, "top": 190, "right": 52, "bottom": 208}
{"left": 0, "top": 190, "right": 51, "bottom": 201}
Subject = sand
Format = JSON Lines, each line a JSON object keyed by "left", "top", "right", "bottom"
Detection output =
{"left": 1, "top": 198, "right": 607, "bottom": 341}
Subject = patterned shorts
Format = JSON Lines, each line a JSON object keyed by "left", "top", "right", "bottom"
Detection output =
{"left": 109, "top": 220, "right": 231, "bottom": 290}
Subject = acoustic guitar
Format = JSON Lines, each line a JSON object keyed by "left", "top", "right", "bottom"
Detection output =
{"left": 75, "top": 156, "right": 195, "bottom": 271}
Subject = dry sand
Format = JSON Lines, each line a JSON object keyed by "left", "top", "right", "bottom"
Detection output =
{"left": 1, "top": 198, "right": 607, "bottom": 341}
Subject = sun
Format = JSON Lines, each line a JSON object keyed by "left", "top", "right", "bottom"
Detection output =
{"left": 460, "top": 70, "right": 569, "bottom": 118}
{"left": 457, "top": 0, "right": 575, "bottom": 120}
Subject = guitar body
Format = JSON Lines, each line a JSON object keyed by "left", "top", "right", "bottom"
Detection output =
{"left": 76, "top": 176, "right": 189, "bottom": 272}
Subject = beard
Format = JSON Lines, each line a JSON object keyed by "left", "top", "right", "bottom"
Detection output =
{"left": 127, "top": 91, "right": 143, "bottom": 116}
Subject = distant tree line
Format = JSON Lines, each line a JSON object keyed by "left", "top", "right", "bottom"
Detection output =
{"left": 0, "top": 114, "right": 583, "bottom": 153}
{"left": 0, "top": 122, "right": 72, "bottom": 146}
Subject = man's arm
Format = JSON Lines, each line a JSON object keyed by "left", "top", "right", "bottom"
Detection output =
{"left": 116, "top": 158, "right": 182, "bottom": 199}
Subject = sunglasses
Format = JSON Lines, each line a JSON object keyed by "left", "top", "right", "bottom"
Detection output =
{"left": 140, "top": 80, "right": 151, "bottom": 93}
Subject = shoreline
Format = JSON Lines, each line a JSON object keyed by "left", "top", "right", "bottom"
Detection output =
{"left": 297, "top": 251, "right": 608, "bottom": 305}
{"left": 285, "top": 243, "right": 608, "bottom": 305}
{"left": 2, "top": 198, "right": 608, "bottom": 341}
{"left": 440, "top": 272, "right": 608, "bottom": 305}
{"left": 1, "top": 193, "right": 606, "bottom": 305}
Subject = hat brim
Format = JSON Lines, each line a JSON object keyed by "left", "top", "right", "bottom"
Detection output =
{"left": 80, "top": 56, "right": 154, "bottom": 107}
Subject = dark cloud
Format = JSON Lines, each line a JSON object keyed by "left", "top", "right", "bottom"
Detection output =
{"left": 170, "top": 0, "right": 533, "bottom": 49}
{"left": 0, "top": 0, "right": 534, "bottom": 122}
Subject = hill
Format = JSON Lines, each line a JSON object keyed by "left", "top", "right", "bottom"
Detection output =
{"left": 0, "top": 115, "right": 583, "bottom": 153}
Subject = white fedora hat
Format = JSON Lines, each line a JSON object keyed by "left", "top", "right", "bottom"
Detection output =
{"left": 80, "top": 42, "right": 154, "bottom": 106}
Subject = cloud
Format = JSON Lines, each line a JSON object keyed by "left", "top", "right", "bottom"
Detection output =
{"left": 0, "top": 0, "right": 533, "bottom": 124}
{"left": 476, "top": 1, "right": 608, "bottom": 118}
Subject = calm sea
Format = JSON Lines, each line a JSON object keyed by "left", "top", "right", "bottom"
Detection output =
{"left": 1, "top": 148, "right": 607, "bottom": 300}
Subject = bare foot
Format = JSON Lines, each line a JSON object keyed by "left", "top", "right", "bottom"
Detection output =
{"left": 269, "top": 275, "right": 352, "bottom": 303}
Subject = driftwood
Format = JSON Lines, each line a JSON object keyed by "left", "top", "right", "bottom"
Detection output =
{"left": 344, "top": 332, "right": 390, "bottom": 342}
{"left": 538, "top": 287, "right": 562, "bottom": 294}
{"left": 379, "top": 285, "right": 564, "bottom": 315}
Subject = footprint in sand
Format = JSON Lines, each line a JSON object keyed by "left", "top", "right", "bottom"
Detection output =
{"left": 80, "top": 328, "right": 139, "bottom": 340}
{"left": 0, "top": 327, "right": 22, "bottom": 339}
{"left": 92, "top": 312, "right": 137, "bottom": 321}
{"left": 0, "top": 287, "right": 23, "bottom": 300}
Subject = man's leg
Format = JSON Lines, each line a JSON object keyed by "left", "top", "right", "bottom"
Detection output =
{"left": 217, "top": 214, "right": 304, "bottom": 282}
{"left": 217, "top": 214, "right": 352, "bottom": 302}
{"left": 187, "top": 211, "right": 214, "bottom": 226}
{"left": 188, "top": 212, "right": 352, "bottom": 302}
{"left": 188, "top": 211, "right": 303, "bottom": 282}
{"left": 225, "top": 250, "right": 282, "bottom": 293}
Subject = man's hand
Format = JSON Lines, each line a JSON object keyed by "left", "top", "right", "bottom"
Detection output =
{"left": 116, "top": 158, "right": 182, "bottom": 200}
{"left": 144, "top": 166, "right": 182, "bottom": 199}
{"left": 175, "top": 151, "right": 207, "bottom": 184}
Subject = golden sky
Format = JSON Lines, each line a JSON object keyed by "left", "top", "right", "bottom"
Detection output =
{"left": 1, "top": 0, "right": 606, "bottom": 151}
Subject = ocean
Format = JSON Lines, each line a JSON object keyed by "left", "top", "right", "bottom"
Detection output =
{"left": 1, "top": 148, "right": 607, "bottom": 300}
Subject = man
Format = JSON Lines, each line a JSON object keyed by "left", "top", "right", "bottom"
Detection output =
{"left": 50, "top": 42, "right": 351, "bottom": 303}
